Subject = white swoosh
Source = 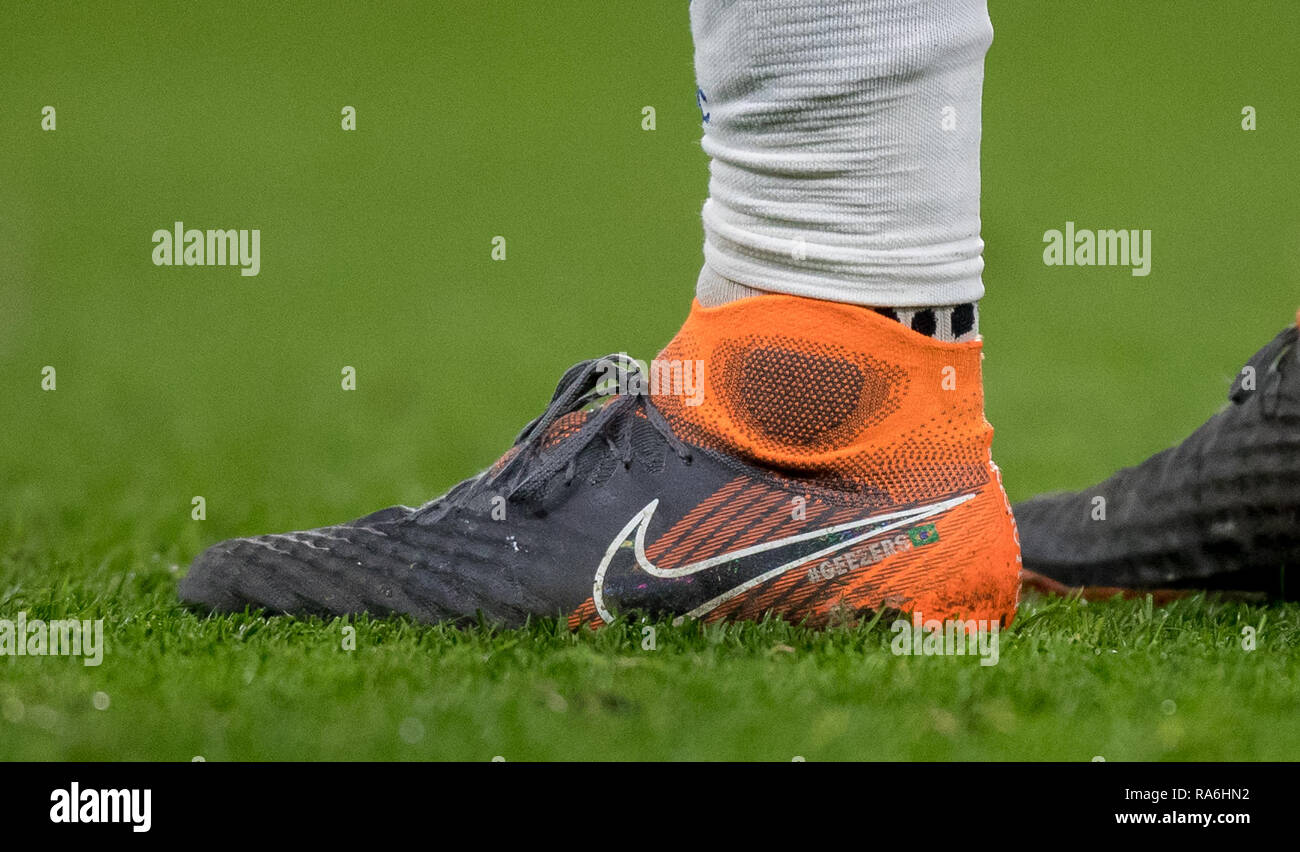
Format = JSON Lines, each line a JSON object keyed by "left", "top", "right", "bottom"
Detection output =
{"left": 591, "top": 492, "right": 974, "bottom": 624}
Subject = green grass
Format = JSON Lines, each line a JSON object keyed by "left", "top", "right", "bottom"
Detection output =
{"left": 4, "top": 1, "right": 1300, "bottom": 760}
{"left": 2, "top": 583, "right": 1296, "bottom": 760}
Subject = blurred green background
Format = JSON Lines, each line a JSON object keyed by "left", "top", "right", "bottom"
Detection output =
{"left": 1, "top": 1, "right": 1298, "bottom": 760}
{"left": 3, "top": 0, "right": 1298, "bottom": 529}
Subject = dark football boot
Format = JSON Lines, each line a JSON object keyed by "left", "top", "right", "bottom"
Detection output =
{"left": 1016, "top": 315, "right": 1300, "bottom": 600}
{"left": 180, "top": 295, "right": 1023, "bottom": 627}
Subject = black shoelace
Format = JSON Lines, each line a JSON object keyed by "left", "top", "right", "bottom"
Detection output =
{"left": 417, "top": 355, "right": 694, "bottom": 514}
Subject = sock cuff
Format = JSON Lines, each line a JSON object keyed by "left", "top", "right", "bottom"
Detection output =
{"left": 873, "top": 304, "right": 979, "bottom": 343}
{"left": 696, "top": 267, "right": 980, "bottom": 343}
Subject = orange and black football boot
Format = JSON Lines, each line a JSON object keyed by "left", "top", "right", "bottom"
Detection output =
{"left": 180, "top": 294, "right": 1022, "bottom": 628}
{"left": 1017, "top": 312, "right": 1300, "bottom": 601}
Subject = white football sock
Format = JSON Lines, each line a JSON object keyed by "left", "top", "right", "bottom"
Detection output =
{"left": 691, "top": 0, "right": 991, "bottom": 315}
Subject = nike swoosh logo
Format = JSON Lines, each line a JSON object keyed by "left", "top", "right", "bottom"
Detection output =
{"left": 592, "top": 492, "right": 974, "bottom": 624}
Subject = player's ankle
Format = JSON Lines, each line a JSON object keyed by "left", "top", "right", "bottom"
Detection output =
{"left": 695, "top": 266, "right": 981, "bottom": 343}
{"left": 653, "top": 293, "right": 992, "bottom": 498}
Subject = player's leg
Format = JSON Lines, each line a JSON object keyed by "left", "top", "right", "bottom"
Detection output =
{"left": 690, "top": 0, "right": 988, "bottom": 333}
{"left": 644, "top": 0, "right": 1020, "bottom": 623}
{"left": 180, "top": 1, "right": 1022, "bottom": 627}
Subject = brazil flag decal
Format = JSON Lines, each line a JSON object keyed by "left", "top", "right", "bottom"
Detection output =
{"left": 908, "top": 523, "right": 939, "bottom": 547}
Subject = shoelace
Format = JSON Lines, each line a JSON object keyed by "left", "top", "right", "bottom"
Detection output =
{"left": 418, "top": 355, "right": 693, "bottom": 514}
